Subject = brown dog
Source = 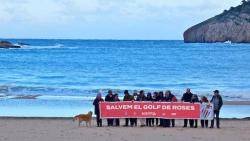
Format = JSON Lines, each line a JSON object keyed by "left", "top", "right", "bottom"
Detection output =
{"left": 73, "top": 111, "right": 93, "bottom": 127}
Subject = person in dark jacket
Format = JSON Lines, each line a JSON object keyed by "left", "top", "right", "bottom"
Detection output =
{"left": 210, "top": 90, "right": 223, "bottom": 128}
{"left": 152, "top": 91, "right": 160, "bottom": 126}
{"left": 161, "top": 91, "right": 170, "bottom": 128}
{"left": 191, "top": 94, "right": 200, "bottom": 128}
{"left": 165, "top": 90, "right": 177, "bottom": 127}
{"left": 136, "top": 90, "right": 146, "bottom": 127}
{"left": 93, "top": 92, "right": 104, "bottom": 127}
{"left": 123, "top": 90, "right": 134, "bottom": 126}
{"left": 114, "top": 93, "right": 120, "bottom": 126}
{"left": 105, "top": 90, "right": 114, "bottom": 126}
{"left": 181, "top": 88, "right": 194, "bottom": 128}
{"left": 158, "top": 91, "right": 164, "bottom": 127}
{"left": 200, "top": 96, "right": 209, "bottom": 128}
{"left": 146, "top": 92, "right": 153, "bottom": 127}
{"left": 131, "top": 91, "right": 138, "bottom": 126}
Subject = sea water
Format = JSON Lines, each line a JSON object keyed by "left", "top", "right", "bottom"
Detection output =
{"left": 0, "top": 39, "right": 250, "bottom": 117}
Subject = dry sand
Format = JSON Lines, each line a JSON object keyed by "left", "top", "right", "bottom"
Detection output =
{"left": 0, "top": 118, "right": 249, "bottom": 141}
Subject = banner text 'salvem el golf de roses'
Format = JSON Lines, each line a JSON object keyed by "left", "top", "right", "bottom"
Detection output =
{"left": 100, "top": 102, "right": 207, "bottom": 119}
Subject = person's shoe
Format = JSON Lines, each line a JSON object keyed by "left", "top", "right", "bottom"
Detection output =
{"left": 183, "top": 126, "right": 187, "bottom": 128}
{"left": 217, "top": 127, "right": 220, "bottom": 129}
{"left": 210, "top": 126, "right": 214, "bottom": 128}
{"left": 123, "top": 125, "right": 128, "bottom": 127}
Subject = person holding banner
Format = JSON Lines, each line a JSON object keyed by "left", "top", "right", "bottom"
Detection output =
{"left": 136, "top": 90, "right": 146, "bottom": 127}
{"left": 131, "top": 91, "right": 138, "bottom": 126}
{"left": 105, "top": 90, "right": 115, "bottom": 126}
{"left": 210, "top": 90, "right": 223, "bottom": 129}
{"left": 200, "top": 96, "right": 209, "bottom": 128}
{"left": 191, "top": 94, "right": 200, "bottom": 128}
{"left": 93, "top": 92, "right": 104, "bottom": 127}
{"left": 163, "top": 90, "right": 177, "bottom": 127}
{"left": 146, "top": 92, "right": 154, "bottom": 127}
{"left": 152, "top": 92, "right": 159, "bottom": 126}
{"left": 181, "top": 88, "right": 194, "bottom": 128}
{"left": 123, "top": 90, "right": 134, "bottom": 127}
{"left": 114, "top": 93, "right": 120, "bottom": 126}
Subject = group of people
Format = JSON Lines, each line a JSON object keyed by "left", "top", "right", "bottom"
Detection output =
{"left": 93, "top": 88, "right": 223, "bottom": 128}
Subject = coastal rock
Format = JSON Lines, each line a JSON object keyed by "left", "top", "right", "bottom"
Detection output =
{"left": 184, "top": 1, "right": 250, "bottom": 43}
{"left": 0, "top": 41, "right": 21, "bottom": 48}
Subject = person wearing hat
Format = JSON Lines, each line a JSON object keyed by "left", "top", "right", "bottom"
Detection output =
{"left": 93, "top": 92, "right": 104, "bottom": 127}
{"left": 210, "top": 90, "right": 223, "bottom": 128}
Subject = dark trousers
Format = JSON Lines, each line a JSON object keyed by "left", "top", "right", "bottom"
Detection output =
{"left": 96, "top": 113, "right": 102, "bottom": 127}
{"left": 211, "top": 110, "right": 220, "bottom": 128}
{"left": 171, "top": 119, "right": 175, "bottom": 127}
{"left": 159, "top": 118, "right": 164, "bottom": 126}
{"left": 115, "top": 119, "right": 120, "bottom": 126}
{"left": 131, "top": 118, "right": 137, "bottom": 126}
{"left": 125, "top": 118, "right": 137, "bottom": 126}
{"left": 155, "top": 118, "right": 159, "bottom": 126}
{"left": 162, "top": 119, "right": 170, "bottom": 127}
{"left": 194, "top": 119, "right": 198, "bottom": 128}
{"left": 107, "top": 118, "right": 114, "bottom": 126}
{"left": 201, "top": 120, "right": 208, "bottom": 128}
{"left": 146, "top": 118, "right": 154, "bottom": 126}
{"left": 125, "top": 118, "right": 130, "bottom": 126}
{"left": 184, "top": 119, "right": 194, "bottom": 127}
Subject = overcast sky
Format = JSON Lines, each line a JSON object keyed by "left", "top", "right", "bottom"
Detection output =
{"left": 0, "top": 0, "right": 242, "bottom": 40}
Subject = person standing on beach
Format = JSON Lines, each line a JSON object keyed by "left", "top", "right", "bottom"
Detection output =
{"left": 105, "top": 90, "right": 114, "bottom": 126}
{"left": 123, "top": 90, "right": 134, "bottom": 126}
{"left": 136, "top": 90, "right": 146, "bottom": 127}
{"left": 146, "top": 92, "right": 153, "bottom": 127}
{"left": 191, "top": 94, "right": 200, "bottom": 128}
{"left": 200, "top": 96, "right": 209, "bottom": 128}
{"left": 164, "top": 90, "right": 177, "bottom": 127}
{"left": 181, "top": 88, "right": 194, "bottom": 128}
{"left": 210, "top": 90, "right": 223, "bottom": 128}
{"left": 114, "top": 93, "right": 120, "bottom": 126}
{"left": 131, "top": 91, "right": 138, "bottom": 126}
{"left": 152, "top": 92, "right": 159, "bottom": 126}
{"left": 93, "top": 92, "right": 104, "bottom": 127}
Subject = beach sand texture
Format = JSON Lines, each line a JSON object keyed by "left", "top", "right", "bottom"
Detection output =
{"left": 0, "top": 118, "right": 249, "bottom": 141}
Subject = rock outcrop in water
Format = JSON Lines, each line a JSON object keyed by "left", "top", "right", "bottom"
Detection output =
{"left": 0, "top": 41, "right": 21, "bottom": 49}
{"left": 184, "top": 1, "right": 250, "bottom": 43}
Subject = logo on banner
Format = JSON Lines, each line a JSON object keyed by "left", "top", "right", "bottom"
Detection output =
{"left": 200, "top": 103, "right": 214, "bottom": 120}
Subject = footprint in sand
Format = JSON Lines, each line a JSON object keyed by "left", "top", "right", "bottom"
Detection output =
{"left": 121, "top": 137, "right": 128, "bottom": 141}
{"left": 192, "top": 137, "right": 202, "bottom": 140}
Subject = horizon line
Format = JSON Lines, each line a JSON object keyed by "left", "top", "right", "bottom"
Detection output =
{"left": 0, "top": 38, "right": 184, "bottom": 41}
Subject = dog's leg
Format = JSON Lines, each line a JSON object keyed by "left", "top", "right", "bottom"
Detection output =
{"left": 78, "top": 121, "right": 80, "bottom": 127}
{"left": 90, "top": 120, "right": 92, "bottom": 127}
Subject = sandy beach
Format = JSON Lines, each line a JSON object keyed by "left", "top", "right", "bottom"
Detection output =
{"left": 0, "top": 118, "right": 249, "bottom": 141}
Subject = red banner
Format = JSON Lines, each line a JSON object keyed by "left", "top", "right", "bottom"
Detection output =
{"left": 100, "top": 102, "right": 200, "bottom": 119}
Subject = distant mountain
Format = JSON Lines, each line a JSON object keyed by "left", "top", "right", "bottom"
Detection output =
{"left": 184, "top": 1, "right": 250, "bottom": 43}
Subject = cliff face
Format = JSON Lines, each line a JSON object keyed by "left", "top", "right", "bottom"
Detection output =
{"left": 184, "top": 1, "right": 250, "bottom": 43}
{"left": 0, "top": 41, "right": 21, "bottom": 48}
